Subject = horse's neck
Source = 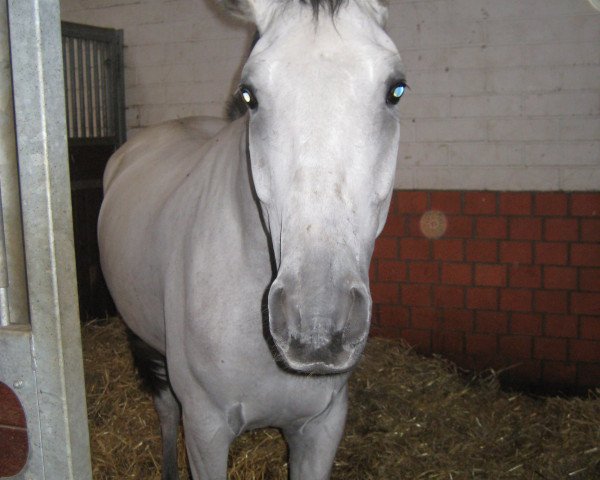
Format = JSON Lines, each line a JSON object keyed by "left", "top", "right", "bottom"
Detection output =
{"left": 207, "top": 117, "right": 269, "bottom": 248}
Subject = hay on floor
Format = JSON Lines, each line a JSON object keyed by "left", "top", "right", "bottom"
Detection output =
{"left": 83, "top": 318, "right": 600, "bottom": 479}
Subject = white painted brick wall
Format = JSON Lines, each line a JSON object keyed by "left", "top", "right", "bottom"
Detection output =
{"left": 61, "top": 0, "right": 600, "bottom": 191}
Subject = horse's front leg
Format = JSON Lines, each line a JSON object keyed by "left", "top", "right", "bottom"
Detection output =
{"left": 182, "top": 404, "right": 235, "bottom": 480}
{"left": 153, "top": 386, "right": 182, "bottom": 480}
{"left": 284, "top": 385, "right": 348, "bottom": 480}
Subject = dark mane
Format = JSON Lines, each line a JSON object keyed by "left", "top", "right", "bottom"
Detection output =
{"left": 223, "top": 0, "right": 348, "bottom": 18}
{"left": 303, "top": 0, "right": 347, "bottom": 16}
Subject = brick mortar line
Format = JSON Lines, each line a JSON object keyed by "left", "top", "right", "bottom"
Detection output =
{"left": 0, "top": 424, "right": 27, "bottom": 432}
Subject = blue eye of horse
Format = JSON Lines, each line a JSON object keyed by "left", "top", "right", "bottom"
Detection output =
{"left": 386, "top": 82, "right": 406, "bottom": 106}
{"left": 240, "top": 86, "right": 258, "bottom": 110}
{"left": 393, "top": 85, "right": 405, "bottom": 98}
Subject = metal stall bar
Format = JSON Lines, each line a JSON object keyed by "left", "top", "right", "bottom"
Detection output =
{"left": 2, "top": 0, "right": 92, "bottom": 478}
{"left": 99, "top": 42, "right": 108, "bottom": 137}
{"left": 62, "top": 37, "right": 70, "bottom": 139}
{"left": 77, "top": 37, "right": 86, "bottom": 138}
{"left": 85, "top": 39, "right": 93, "bottom": 138}
{"left": 68, "top": 37, "right": 79, "bottom": 138}
{"left": 92, "top": 41, "right": 101, "bottom": 137}
{"left": 113, "top": 29, "right": 126, "bottom": 146}
{"left": 62, "top": 22, "right": 126, "bottom": 146}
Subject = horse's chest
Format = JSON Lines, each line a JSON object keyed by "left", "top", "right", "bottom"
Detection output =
{"left": 176, "top": 336, "right": 346, "bottom": 429}
{"left": 226, "top": 373, "right": 346, "bottom": 431}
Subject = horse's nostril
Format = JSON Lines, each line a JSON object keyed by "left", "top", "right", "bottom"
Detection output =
{"left": 350, "top": 285, "right": 368, "bottom": 308}
{"left": 268, "top": 282, "right": 291, "bottom": 344}
{"left": 344, "top": 284, "right": 371, "bottom": 344}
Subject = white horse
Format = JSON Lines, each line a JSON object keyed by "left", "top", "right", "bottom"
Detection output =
{"left": 98, "top": 0, "right": 405, "bottom": 478}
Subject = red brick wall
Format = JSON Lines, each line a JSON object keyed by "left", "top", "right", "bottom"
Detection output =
{"left": 0, "top": 382, "right": 28, "bottom": 476}
{"left": 370, "top": 190, "right": 600, "bottom": 392}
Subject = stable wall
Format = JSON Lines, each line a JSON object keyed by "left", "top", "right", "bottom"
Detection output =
{"left": 60, "top": 0, "right": 600, "bottom": 191}
{"left": 60, "top": 0, "right": 600, "bottom": 390}
{"left": 387, "top": 0, "right": 599, "bottom": 191}
{"left": 370, "top": 190, "right": 599, "bottom": 392}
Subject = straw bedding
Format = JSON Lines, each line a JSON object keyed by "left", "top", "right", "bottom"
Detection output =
{"left": 83, "top": 317, "right": 600, "bottom": 479}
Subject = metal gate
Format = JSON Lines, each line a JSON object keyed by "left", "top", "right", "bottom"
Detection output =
{"left": 61, "top": 22, "right": 126, "bottom": 319}
{"left": 0, "top": 1, "right": 91, "bottom": 478}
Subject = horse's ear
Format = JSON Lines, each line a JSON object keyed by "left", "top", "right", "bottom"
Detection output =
{"left": 366, "top": 0, "right": 389, "bottom": 26}
{"left": 217, "top": 0, "right": 272, "bottom": 26}
{"left": 217, "top": 0, "right": 254, "bottom": 22}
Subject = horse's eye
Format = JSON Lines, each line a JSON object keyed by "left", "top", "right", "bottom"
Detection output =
{"left": 240, "top": 86, "right": 258, "bottom": 110}
{"left": 386, "top": 81, "right": 406, "bottom": 106}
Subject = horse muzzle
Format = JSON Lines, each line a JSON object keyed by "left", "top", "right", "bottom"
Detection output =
{"left": 267, "top": 276, "right": 371, "bottom": 374}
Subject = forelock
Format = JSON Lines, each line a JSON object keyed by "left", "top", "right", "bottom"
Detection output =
{"left": 303, "top": 0, "right": 347, "bottom": 17}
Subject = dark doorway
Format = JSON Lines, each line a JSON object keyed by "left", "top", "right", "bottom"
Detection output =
{"left": 62, "top": 22, "right": 126, "bottom": 319}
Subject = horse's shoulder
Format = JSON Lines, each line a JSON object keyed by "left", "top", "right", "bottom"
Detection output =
{"left": 103, "top": 116, "right": 229, "bottom": 191}
{"left": 128, "top": 116, "right": 229, "bottom": 151}
{"left": 175, "top": 116, "right": 229, "bottom": 140}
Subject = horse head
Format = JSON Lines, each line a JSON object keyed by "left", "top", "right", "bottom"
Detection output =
{"left": 222, "top": 0, "right": 406, "bottom": 374}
